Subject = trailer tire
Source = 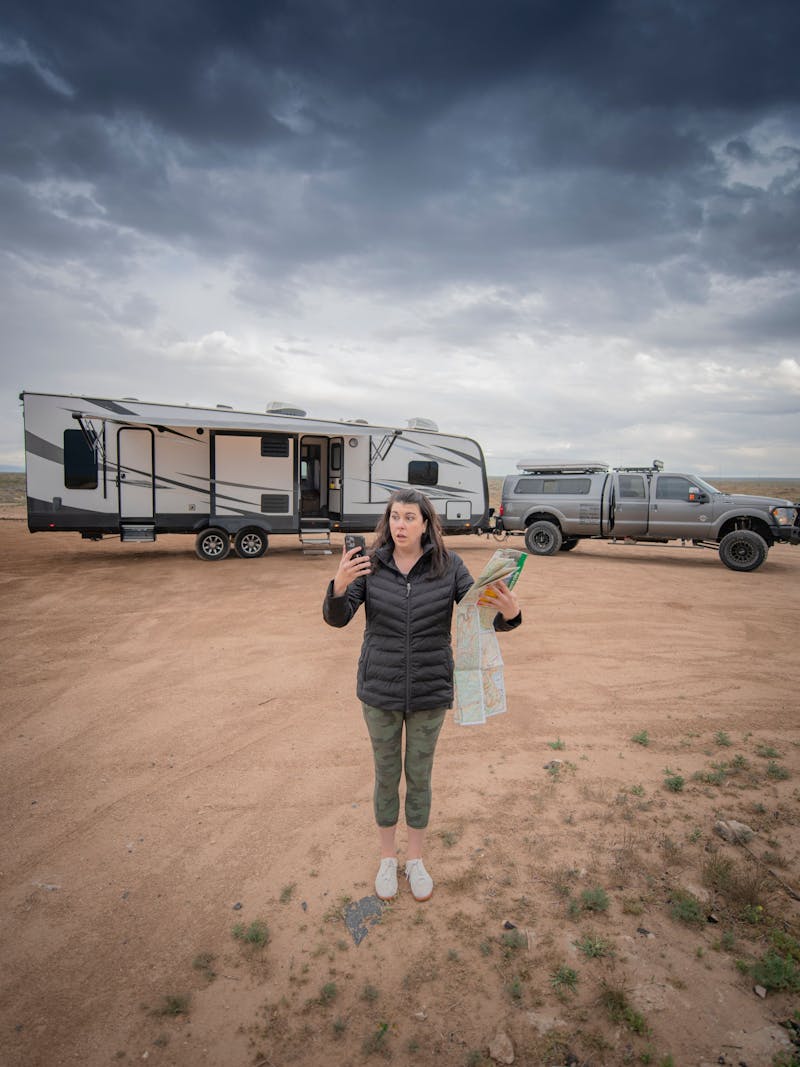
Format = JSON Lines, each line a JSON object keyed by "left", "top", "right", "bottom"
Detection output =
{"left": 234, "top": 527, "right": 268, "bottom": 559}
{"left": 524, "top": 520, "right": 563, "bottom": 555}
{"left": 195, "top": 527, "right": 231, "bottom": 561}
{"left": 718, "top": 529, "right": 767, "bottom": 572}
{"left": 560, "top": 537, "right": 580, "bottom": 552}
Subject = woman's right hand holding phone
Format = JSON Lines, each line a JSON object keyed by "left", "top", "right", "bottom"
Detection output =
{"left": 333, "top": 545, "right": 372, "bottom": 596}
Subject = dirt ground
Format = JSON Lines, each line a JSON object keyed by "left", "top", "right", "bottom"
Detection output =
{"left": 1, "top": 500, "right": 799, "bottom": 1067}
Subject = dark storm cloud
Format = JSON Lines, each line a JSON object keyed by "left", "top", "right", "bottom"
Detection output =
{"left": 1, "top": 0, "right": 799, "bottom": 473}
{"left": 1, "top": 0, "right": 796, "bottom": 299}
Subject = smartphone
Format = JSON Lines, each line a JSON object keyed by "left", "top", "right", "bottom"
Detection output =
{"left": 345, "top": 534, "right": 366, "bottom": 556}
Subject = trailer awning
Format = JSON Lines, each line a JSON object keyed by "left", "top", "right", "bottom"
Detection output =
{"left": 64, "top": 400, "right": 401, "bottom": 438}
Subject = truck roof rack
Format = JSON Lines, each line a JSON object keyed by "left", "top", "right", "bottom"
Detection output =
{"left": 516, "top": 460, "right": 609, "bottom": 474}
{"left": 615, "top": 460, "right": 665, "bottom": 473}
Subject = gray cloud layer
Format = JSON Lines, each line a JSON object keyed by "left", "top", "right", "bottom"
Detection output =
{"left": 1, "top": 0, "right": 798, "bottom": 474}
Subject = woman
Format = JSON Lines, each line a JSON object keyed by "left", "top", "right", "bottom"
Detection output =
{"left": 323, "top": 488, "right": 521, "bottom": 902}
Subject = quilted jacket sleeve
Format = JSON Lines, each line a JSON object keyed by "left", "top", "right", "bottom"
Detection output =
{"left": 323, "top": 576, "right": 367, "bottom": 627}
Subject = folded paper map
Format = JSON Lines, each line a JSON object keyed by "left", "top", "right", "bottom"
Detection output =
{"left": 453, "top": 548, "right": 526, "bottom": 725}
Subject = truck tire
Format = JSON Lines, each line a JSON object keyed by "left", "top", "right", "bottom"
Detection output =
{"left": 560, "top": 537, "right": 579, "bottom": 552}
{"left": 718, "top": 529, "right": 767, "bottom": 572}
{"left": 234, "top": 527, "right": 269, "bottom": 558}
{"left": 195, "top": 527, "right": 231, "bottom": 561}
{"left": 524, "top": 520, "right": 563, "bottom": 555}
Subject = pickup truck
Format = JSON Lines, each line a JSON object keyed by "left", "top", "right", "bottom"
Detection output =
{"left": 499, "top": 461, "right": 800, "bottom": 572}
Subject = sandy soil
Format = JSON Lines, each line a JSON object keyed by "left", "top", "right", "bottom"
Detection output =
{"left": 1, "top": 507, "right": 799, "bottom": 1067}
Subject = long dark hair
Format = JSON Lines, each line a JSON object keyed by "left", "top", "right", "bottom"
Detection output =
{"left": 371, "top": 489, "right": 449, "bottom": 576}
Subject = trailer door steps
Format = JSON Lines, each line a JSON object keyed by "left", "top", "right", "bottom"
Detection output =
{"left": 299, "top": 518, "right": 332, "bottom": 555}
{"left": 120, "top": 524, "right": 156, "bottom": 543}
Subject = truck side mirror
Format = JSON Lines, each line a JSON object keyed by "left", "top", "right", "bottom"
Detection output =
{"left": 688, "top": 489, "right": 708, "bottom": 503}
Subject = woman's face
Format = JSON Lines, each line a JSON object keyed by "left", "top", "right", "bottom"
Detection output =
{"left": 389, "top": 501, "right": 427, "bottom": 551}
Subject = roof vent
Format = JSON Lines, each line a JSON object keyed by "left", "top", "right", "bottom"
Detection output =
{"left": 346, "top": 418, "right": 369, "bottom": 425}
{"left": 406, "top": 417, "right": 438, "bottom": 432}
{"left": 266, "top": 401, "right": 307, "bottom": 417}
{"left": 216, "top": 404, "right": 233, "bottom": 410}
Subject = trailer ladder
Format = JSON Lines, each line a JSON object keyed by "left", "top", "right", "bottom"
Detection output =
{"left": 299, "top": 517, "right": 332, "bottom": 555}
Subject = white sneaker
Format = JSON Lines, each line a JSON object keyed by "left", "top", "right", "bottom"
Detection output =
{"left": 405, "top": 859, "right": 434, "bottom": 902}
{"left": 375, "top": 857, "right": 398, "bottom": 900}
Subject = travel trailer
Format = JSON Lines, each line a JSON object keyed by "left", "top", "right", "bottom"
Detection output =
{"left": 20, "top": 391, "right": 489, "bottom": 559}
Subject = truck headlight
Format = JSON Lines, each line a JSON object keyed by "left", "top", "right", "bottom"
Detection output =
{"left": 770, "top": 506, "right": 796, "bottom": 526}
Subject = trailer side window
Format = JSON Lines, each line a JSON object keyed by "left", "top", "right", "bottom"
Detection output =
{"left": 63, "top": 429, "right": 98, "bottom": 490}
{"left": 409, "top": 460, "right": 438, "bottom": 486}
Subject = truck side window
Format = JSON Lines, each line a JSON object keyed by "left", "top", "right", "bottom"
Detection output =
{"left": 64, "top": 429, "right": 98, "bottom": 490}
{"left": 515, "top": 477, "right": 590, "bottom": 494}
{"left": 656, "top": 476, "right": 692, "bottom": 500}
{"left": 619, "top": 475, "right": 646, "bottom": 499}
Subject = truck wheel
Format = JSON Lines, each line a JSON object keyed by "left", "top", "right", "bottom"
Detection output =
{"left": 234, "top": 527, "right": 268, "bottom": 558}
{"left": 560, "top": 537, "right": 579, "bottom": 552}
{"left": 195, "top": 527, "right": 231, "bottom": 561}
{"left": 718, "top": 530, "right": 767, "bottom": 572}
{"left": 524, "top": 520, "right": 563, "bottom": 555}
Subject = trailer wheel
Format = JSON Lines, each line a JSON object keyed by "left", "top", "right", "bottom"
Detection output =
{"left": 524, "top": 520, "right": 563, "bottom": 555}
{"left": 560, "top": 537, "right": 580, "bottom": 552}
{"left": 718, "top": 529, "right": 767, "bottom": 572}
{"left": 234, "top": 527, "right": 268, "bottom": 559}
{"left": 195, "top": 527, "right": 231, "bottom": 561}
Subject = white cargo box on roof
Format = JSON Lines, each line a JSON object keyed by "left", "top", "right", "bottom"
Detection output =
{"left": 516, "top": 460, "right": 609, "bottom": 473}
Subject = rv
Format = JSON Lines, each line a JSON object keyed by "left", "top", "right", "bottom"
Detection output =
{"left": 20, "top": 391, "right": 489, "bottom": 559}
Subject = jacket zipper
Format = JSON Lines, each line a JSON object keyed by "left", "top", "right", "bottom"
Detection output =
{"left": 405, "top": 579, "right": 412, "bottom": 713}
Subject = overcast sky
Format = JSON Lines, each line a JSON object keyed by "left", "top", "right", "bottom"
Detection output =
{"left": 2, "top": 0, "right": 799, "bottom": 476}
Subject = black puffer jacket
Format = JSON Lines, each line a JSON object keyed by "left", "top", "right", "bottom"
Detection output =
{"left": 323, "top": 543, "right": 521, "bottom": 712}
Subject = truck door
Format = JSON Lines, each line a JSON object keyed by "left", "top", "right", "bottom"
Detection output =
{"left": 650, "top": 474, "right": 709, "bottom": 539}
{"left": 118, "top": 427, "right": 155, "bottom": 521}
{"left": 610, "top": 473, "right": 649, "bottom": 537}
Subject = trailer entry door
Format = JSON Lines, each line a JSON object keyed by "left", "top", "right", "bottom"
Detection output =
{"left": 328, "top": 438, "right": 344, "bottom": 519}
{"left": 118, "top": 427, "right": 155, "bottom": 521}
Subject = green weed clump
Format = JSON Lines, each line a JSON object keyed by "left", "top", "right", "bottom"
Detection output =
{"left": 750, "top": 951, "right": 800, "bottom": 993}
{"left": 663, "top": 768, "right": 685, "bottom": 792}
{"left": 669, "top": 889, "right": 705, "bottom": 925}
{"left": 500, "top": 928, "right": 528, "bottom": 956}
{"left": 631, "top": 730, "right": 650, "bottom": 747}
{"left": 574, "top": 933, "right": 615, "bottom": 958}
{"left": 766, "top": 761, "right": 790, "bottom": 781}
{"left": 550, "top": 965, "right": 578, "bottom": 995}
{"left": 580, "top": 887, "right": 610, "bottom": 913}
{"left": 755, "top": 744, "right": 780, "bottom": 759}
{"left": 318, "top": 981, "right": 338, "bottom": 1005}
{"left": 598, "top": 981, "right": 649, "bottom": 1035}
{"left": 155, "top": 995, "right": 190, "bottom": 1016}
{"left": 548, "top": 738, "right": 566, "bottom": 750}
{"left": 232, "top": 919, "right": 270, "bottom": 946}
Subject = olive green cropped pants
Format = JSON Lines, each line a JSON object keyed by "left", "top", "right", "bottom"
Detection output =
{"left": 362, "top": 703, "right": 447, "bottom": 830}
